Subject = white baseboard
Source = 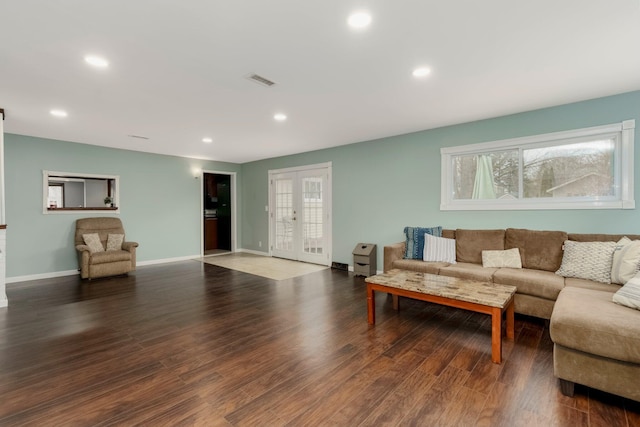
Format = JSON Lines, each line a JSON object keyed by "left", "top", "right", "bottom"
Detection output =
{"left": 6, "top": 269, "right": 79, "bottom": 284}
{"left": 6, "top": 251, "right": 284, "bottom": 284}
{"left": 137, "top": 254, "right": 201, "bottom": 267}
{"left": 7, "top": 254, "right": 202, "bottom": 284}
{"left": 0, "top": 297, "right": 8, "bottom": 307}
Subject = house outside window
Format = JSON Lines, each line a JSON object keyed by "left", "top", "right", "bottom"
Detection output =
{"left": 440, "top": 120, "right": 635, "bottom": 210}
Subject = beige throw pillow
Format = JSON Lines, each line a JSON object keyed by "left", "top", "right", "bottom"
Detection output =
{"left": 556, "top": 240, "right": 617, "bottom": 283}
{"left": 611, "top": 237, "right": 640, "bottom": 284}
{"left": 106, "top": 234, "right": 124, "bottom": 251}
{"left": 83, "top": 233, "right": 104, "bottom": 253}
{"left": 482, "top": 248, "right": 522, "bottom": 268}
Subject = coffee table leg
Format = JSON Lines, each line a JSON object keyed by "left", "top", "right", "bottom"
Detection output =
{"left": 367, "top": 284, "right": 375, "bottom": 325}
{"left": 506, "top": 298, "right": 514, "bottom": 340}
{"left": 392, "top": 294, "right": 399, "bottom": 310}
{"left": 491, "top": 307, "right": 502, "bottom": 364}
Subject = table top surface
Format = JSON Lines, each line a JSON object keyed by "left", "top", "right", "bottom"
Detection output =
{"left": 365, "top": 269, "right": 516, "bottom": 309}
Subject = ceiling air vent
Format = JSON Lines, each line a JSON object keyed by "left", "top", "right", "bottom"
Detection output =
{"left": 127, "top": 134, "right": 149, "bottom": 140}
{"left": 245, "top": 73, "right": 276, "bottom": 87}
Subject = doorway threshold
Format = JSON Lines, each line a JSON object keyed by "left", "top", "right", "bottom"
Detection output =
{"left": 203, "top": 249, "right": 232, "bottom": 257}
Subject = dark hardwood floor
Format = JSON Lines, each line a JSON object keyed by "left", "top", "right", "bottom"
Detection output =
{"left": 1, "top": 261, "right": 638, "bottom": 426}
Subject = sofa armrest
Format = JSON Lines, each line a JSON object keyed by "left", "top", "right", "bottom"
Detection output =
{"left": 384, "top": 242, "right": 405, "bottom": 272}
{"left": 76, "top": 244, "right": 91, "bottom": 253}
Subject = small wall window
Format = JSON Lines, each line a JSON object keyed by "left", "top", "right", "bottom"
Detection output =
{"left": 43, "top": 171, "right": 120, "bottom": 213}
{"left": 440, "top": 120, "right": 635, "bottom": 210}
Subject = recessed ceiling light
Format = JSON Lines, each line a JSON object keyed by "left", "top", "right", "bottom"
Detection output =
{"left": 202, "top": 137, "right": 213, "bottom": 143}
{"left": 348, "top": 11, "right": 372, "bottom": 29}
{"left": 84, "top": 55, "right": 109, "bottom": 68}
{"left": 412, "top": 67, "right": 432, "bottom": 78}
{"left": 50, "top": 109, "right": 68, "bottom": 118}
{"left": 274, "top": 113, "right": 287, "bottom": 121}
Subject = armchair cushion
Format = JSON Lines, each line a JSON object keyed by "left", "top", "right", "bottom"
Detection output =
{"left": 90, "top": 250, "right": 132, "bottom": 265}
{"left": 83, "top": 233, "right": 105, "bottom": 253}
{"left": 107, "top": 233, "right": 124, "bottom": 251}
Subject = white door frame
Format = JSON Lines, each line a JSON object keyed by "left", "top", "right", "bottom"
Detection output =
{"left": 200, "top": 170, "right": 237, "bottom": 256}
{"left": 268, "top": 162, "right": 332, "bottom": 266}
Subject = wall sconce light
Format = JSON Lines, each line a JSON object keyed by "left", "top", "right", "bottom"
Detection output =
{"left": 192, "top": 168, "right": 202, "bottom": 179}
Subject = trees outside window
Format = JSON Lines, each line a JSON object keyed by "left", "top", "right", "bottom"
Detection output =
{"left": 441, "top": 120, "right": 635, "bottom": 210}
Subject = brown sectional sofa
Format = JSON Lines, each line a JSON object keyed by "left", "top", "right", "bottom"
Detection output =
{"left": 384, "top": 228, "right": 640, "bottom": 402}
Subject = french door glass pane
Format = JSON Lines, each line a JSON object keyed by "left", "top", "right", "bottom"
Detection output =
{"left": 302, "top": 176, "right": 323, "bottom": 254}
{"left": 275, "top": 178, "right": 294, "bottom": 251}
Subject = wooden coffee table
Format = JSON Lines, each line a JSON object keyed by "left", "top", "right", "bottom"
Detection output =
{"left": 365, "top": 269, "right": 516, "bottom": 364}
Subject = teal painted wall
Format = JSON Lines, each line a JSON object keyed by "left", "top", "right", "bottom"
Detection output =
{"left": 240, "top": 91, "right": 640, "bottom": 269}
{"left": 5, "top": 91, "right": 639, "bottom": 278}
{"left": 5, "top": 134, "right": 241, "bottom": 278}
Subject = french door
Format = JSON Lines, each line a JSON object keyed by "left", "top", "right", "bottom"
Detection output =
{"left": 270, "top": 164, "right": 331, "bottom": 266}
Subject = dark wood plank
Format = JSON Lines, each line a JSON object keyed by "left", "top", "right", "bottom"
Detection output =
{"left": 358, "top": 355, "right": 437, "bottom": 426}
{"left": 0, "top": 261, "right": 635, "bottom": 426}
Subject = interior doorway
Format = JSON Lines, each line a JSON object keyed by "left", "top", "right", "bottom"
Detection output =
{"left": 202, "top": 171, "right": 235, "bottom": 256}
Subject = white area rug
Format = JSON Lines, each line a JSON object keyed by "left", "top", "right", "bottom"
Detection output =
{"left": 198, "top": 253, "right": 328, "bottom": 280}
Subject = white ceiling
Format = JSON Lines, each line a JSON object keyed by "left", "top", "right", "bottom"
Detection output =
{"left": 1, "top": 0, "right": 639, "bottom": 164}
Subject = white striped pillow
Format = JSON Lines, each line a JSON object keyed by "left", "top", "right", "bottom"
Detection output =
{"left": 423, "top": 233, "right": 456, "bottom": 263}
{"left": 613, "top": 272, "right": 640, "bottom": 310}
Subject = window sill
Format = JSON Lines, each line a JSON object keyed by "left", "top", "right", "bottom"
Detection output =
{"left": 47, "top": 207, "right": 118, "bottom": 211}
{"left": 45, "top": 207, "right": 120, "bottom": 214}
{"left": 441, "top": 200, "right": 635, "bottom": 211}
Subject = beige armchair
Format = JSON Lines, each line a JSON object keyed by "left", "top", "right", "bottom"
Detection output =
{"left": 75, "top": 217, "right": 139, "bottom": 279}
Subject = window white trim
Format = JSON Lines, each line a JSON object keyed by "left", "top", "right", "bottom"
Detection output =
{"left": 43, "top": 170, "right": 121, "bottom": 214}
{"left": 440, "top": 120, "right": 635, "bottom": 210}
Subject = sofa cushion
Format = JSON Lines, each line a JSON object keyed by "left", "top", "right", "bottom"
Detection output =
{"left": 514, "top": 294, "right": 555, "bottom": 320}
{"left": 504, "top": 228, "right": 567, "bottom": 272}
{"left": 404, "top": 226, "right": 442, "bottom": 259}
{"left": 438, "top": 262, "right": 498, "bottom": 282}
{"left": 556, "top": 240, "right": 617, "bottom": 283}
{"left": 551, "top": 286, "right": 640, "bottom": 364}
{"left": 455, "top": 229, "right": 505, "bottom": 264}
{"left": 568, "top": 233, "right": 640, "bottom": 242}
{"left": 392, "top": 259, "right": 447, "bottom": 274}
{"left": 442, "top": 229, "right": 456, "bottom": 239}
{"left": 493, "top": 268, "right": 564, "bottom": 300}
{"left": 564, "top": 277, "right": 621, "bottom": 293}
{"left": 90, "top": 250, "right": 132, "bottom": 265}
